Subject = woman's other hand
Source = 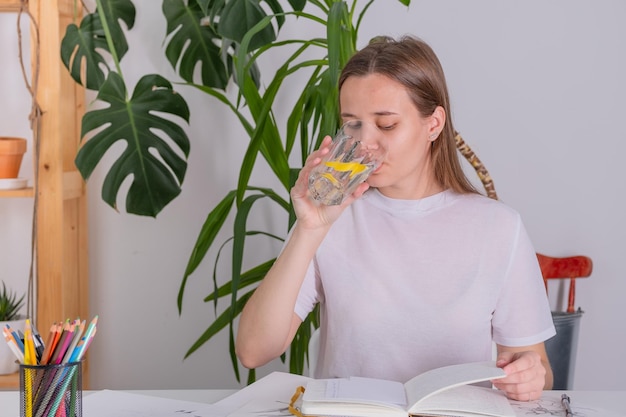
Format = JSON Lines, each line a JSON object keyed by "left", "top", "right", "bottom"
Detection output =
{"left": 492, "top": 344, "right": 553, "bottom": 401}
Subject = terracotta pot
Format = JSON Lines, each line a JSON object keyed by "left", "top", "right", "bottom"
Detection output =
{"left": 0, "top": 137, "right": 27, "bottom": 179}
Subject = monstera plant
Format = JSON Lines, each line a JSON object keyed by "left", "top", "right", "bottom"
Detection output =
{"left": 60, "top": 0, "right": 410, "bottom": 383}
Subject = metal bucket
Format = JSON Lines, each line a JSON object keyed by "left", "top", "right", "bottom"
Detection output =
{"left": 544, "top": 309, "right": 583, "bottom": 389}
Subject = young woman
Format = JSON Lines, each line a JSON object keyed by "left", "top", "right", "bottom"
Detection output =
{"left": 236, "top": 36, "right": 555, "bottom": 401}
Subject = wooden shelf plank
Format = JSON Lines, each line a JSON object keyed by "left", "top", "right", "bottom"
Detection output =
{"left": 0, "top": 372, "right": 19, "bottom": 390}
{"left": 0, "top": 0, "right": 21, "bottom": 12}
{"left": 0, "top": 187, "right": 34, "bottom": 198}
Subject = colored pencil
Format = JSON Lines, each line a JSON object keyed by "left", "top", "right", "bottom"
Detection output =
{"left": 4, "top": 323, "right": 25, "bottom": 353}
{"left": 30, "top": 323, "right": 45, "bottom": 363}
{"left": 36, "top": 316, "right": 98, "bottom": 417}
{"left": 23, "top": 320, "right": 35, "bottom": 417}
{"left": 38, "top": 322, "right": 58, "bottom": 366}
{"left": 2, "top": 328, "right": 24, "bottom": 363}
{"left": 68, "top": 315, "right": 98, "bottom": 363}
{"left": 24, "top": 320, "right": 37, "bottom": 366}
{"left": 62, "top": 319, "right": 85, "bottom": 364}
{"left": 49, "top": 320, "right": 75, "bottom": 365}
{"left": 42, "top": 322, "right": 62, "bottom": 365}
{"left": 1, "top": 315, "right": 100, "bottom": 417}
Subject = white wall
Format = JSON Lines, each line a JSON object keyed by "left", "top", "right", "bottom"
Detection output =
{"left": 1, "top": 12, "right": 34, "bottom": 316}
{"left": 2, "top": 0, "right": 625, "bottom": 391}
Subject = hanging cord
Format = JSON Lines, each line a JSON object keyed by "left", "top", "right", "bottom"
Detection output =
{"left": 17, "top": 0, "right": 42, "bottom": 325}
{"left": 455, "top": 132, "right": 498, "bottom": 200}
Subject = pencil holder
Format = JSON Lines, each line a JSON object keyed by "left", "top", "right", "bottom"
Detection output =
{"left": 19, "top": 362, "right": 82, "bottom": 417}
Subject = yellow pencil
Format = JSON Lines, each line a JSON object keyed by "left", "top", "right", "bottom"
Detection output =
{"left": 24, "top": 320, "right": 34, "bottom": 417}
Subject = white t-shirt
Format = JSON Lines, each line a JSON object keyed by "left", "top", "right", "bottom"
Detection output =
{"left": 294, "top": 189, "right": 556, "bottom": 382}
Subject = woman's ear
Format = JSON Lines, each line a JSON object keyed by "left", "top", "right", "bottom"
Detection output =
{"left": 427, "top": 106, "right": 446, "bottom": 141}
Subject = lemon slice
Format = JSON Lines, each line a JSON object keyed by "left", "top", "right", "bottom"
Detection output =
{"left": 324, "top": 161, "right": 367, "bottom": 178}
{"left": 321, "top": 172, "right": 340, "bottom": 185}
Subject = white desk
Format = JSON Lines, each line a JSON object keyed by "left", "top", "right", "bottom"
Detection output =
{"left": 0, "top": 390, "right": 230, "bottom": 417}
{"left": 0, "top": 389, "right": 623, "bottom": 416}
{"left": 125, "top": 388, "right": 237, "bottom": 403}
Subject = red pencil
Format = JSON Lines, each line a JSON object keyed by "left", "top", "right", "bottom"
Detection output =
{"left": 41, "top": 322, "right": 62, "bottom": 365}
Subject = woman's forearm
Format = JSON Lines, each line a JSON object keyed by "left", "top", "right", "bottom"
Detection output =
{"left": 236, "top": 223, "right": 328, "bottom": 368}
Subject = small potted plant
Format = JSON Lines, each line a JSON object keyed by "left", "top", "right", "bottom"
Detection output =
{"left": 0, "top": 137, "right": 27, "bottom": 179}
{"left": 0, "top": 281, "right": 26, "bottom": 374}
{"left": 0, "top": 136, "right": 28, "bottom": 191}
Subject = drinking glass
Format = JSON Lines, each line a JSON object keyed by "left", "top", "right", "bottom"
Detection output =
{"left": 308, "top": 120, "right": 386, "bottom": 205}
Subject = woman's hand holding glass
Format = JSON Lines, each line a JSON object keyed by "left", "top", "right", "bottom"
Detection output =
{"left": 291, "top": 120, "right": 387, "bottom": 229}
{"left": 291, "top": 136, "right": 371, "bottom": 230}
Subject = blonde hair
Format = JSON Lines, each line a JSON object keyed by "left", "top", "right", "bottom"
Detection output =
{"left": 339, "top": 36, "right": 478, "bottom": 194}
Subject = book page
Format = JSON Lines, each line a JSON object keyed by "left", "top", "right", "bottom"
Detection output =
{"left": 304, "top": 377, "right": 407, "bottom": 408}
{"left": 329, "top": 377, "right": 407, "bottom": 407}
{"left": 214, "top": 372, "right": 311, "bottom": 415}
{"left": 403, "top": 361, "right": 505, "bottom": 406}
{"left": 409, "top": 385, "right": 515, "bottom": 416}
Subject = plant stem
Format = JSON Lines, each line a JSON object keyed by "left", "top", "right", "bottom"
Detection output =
{"left": 95, "top": 0, "right": 124, "bottom": 83}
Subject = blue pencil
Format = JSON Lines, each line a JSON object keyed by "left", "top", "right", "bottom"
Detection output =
{"left": 68, "top": 315, "right": 98, "bottom": 363}
{"left": 4, "top": 324, "right": 24, "bottom": 353}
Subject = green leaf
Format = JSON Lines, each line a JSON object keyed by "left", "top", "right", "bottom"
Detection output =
{"left": 232, "top": 18, "right": 293, "bottom": 202}
{"left": 228, "top": 323, "right": 239, "bottom": 381}
{"left": 196, "top": 0, "right": 215, "bottom": 16}
{"left": 234, "top": 44, "right": 328, "bottom": 204}
{"left": 205, "top": 258, "right": 276, "bottom": 303}
{"left": 287, "top": 0, "right": 307, "bottom": 11}
{"left": 235, "top": 88, "right": 287, "bottom": 202}
{"left": 98, "top": 0, "right": 136, "bottom": 52}
{"left": 189, "top": 83, "right": 255, "bottom": 134}
{"left": 289, "top": 309, "right": 318, "bottom": 375}
{"left": 162, "top": 0, "right": 230, "bottom": 88}
{"left": 61, "top": 0, "right": 135, "bottom": 91}
{"left": 288, "top": 168, "right": 300, "bottom": 229}
{"left": 61, "top": 18, "right": 107, "bottom": 90}
{"left": 178, "top": 190, "right": 237, "bottom": 312}
{"left": 325, "top": 2, "right": 354, "bottom": 127}
{"left": 230, "top": 193, "right": 268, "bottom": 318}
{"left": 246, "top": 368, "right": 256, "bottom": 386}
{"left": 218, "top": 0, "right": 277, "bottom": 50}
{"left": 260, "top": 0, "right": 287, "bottom": 28}
{"left": 0, "top": 282, "right": 25, "bottom": 321}
{"left": 184, "top": 289, "right": 254, "bottom": 379}
{"left": 75, "top": 73, "right": 190, "bottom": 217}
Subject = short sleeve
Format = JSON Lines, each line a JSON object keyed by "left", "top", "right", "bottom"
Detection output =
{"left": 492, "top": 217, "right": 556, "bottom": 346}
{"left": 294, "top": 257, "right": 321, "bottom": 321}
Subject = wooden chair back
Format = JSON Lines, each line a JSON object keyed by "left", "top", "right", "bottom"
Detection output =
{"left": 536, "top": 254, "right": 593, "bottom": 312}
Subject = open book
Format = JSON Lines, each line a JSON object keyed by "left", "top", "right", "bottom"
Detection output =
{"left": 300, "top": 361, "right": 515, "bottom": 417}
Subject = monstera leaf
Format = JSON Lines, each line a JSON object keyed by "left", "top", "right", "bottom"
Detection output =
{"left": 75, "top": 73, "right": 190, "bottom": 217}
{"left": 218, "top": 0, "right": 278, "bottom": 51}
{"left": 162, "top": 0, "right": 229, "bottom": 88}
{"left": 61, "top": 0, "right": 136, "bottom": 90}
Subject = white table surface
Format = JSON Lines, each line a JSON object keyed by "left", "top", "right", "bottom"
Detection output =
{"left": 0, "top": 389, "right": 623, "bottom": 416}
